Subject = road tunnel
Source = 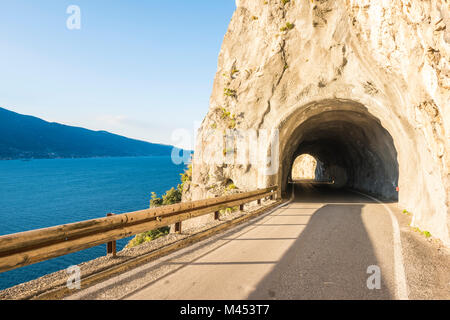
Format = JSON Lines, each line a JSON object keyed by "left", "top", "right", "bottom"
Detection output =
{"left": 290, "top": 154, "right": 324, "bottom": 181}
{"left": 278, "top": 102, "right": 399, "bottom": 201}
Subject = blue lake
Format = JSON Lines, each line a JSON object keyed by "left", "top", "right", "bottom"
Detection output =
{"left": 0, "top": 156, "right": 187, "bottom": 290}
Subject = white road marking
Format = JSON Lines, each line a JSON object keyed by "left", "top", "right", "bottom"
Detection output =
{"left": 351, "top": 190, "right": 409, "bottom": 300}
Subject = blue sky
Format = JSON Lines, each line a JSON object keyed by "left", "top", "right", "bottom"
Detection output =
{"left": 0, "top": 1, "right": 236, "bottom": 147}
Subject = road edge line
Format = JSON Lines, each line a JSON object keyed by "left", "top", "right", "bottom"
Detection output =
{"left": 350, "top": 190, "right": 409, "bottom": 300}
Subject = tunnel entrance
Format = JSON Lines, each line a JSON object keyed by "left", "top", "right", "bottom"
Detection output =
{"left": 278, "top": 103, "right": 399, "bottom": 201}
{"left": 290, "top": 154, "right": 325, "bottom": 181}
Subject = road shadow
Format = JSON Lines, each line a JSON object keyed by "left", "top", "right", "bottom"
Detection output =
{"left": 69, "top": 201, "right": 295, "bottom": 299}
{"left": 247, "top": 204, "right": 393, "bottom": 300}
{"left": 293, "top": 184, "right": 396, "bottom": 204}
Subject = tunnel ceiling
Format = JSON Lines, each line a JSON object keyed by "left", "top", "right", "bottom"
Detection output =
{"left": 283, "top": 110, "right": 399, "bottom": 200}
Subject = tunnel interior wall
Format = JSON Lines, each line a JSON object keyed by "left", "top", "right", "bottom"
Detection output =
{"left": 282, "top": 109, "right": 399, "bottom": 201}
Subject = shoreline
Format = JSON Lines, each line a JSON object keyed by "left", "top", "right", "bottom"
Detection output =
{"left": 0, "top": 154, "right": 192, "bottom": 161}
{"left": 0, "top": 156, "right": 189, "bottom": 290}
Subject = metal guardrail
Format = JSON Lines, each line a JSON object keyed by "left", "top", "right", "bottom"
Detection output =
{"left": 288, "top": 179, "right": 334, "bottom": 184}
{"left": 0, "top": 186, "right": 278, "bottom": 273}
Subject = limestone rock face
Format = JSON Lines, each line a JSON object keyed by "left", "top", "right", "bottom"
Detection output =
{"left": 190, "top": 0, "right": 449, "bottom": 245}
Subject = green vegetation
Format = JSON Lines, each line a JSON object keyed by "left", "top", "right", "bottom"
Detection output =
{"left": 221, "top": 107, "right": 231, "bottom": 119}
{"left": 220, "top": 107, "right": 237, "bottom": 129}
{"left": 282, "top": 0, "right": 290, "bottom": 5}
{"left": 126, "top": 227, "right": 170, "bottom": 248}
{"left": 180, "top": 164, "right": 192, "bottom": 191}
{"left": 223, "top": 70, "right": 240, "bottom": 79}
{"left": 402, "top": 210, "right": 431, "bottom": 239}
{"left": 412, "top": 227, "right": 432, "bottom": 238}
{"left": 226, "top": 183, "right": 237, "bottom": 191}
{"left": 280, "top": 22, "right": 295, "bottom": 31}
{"left": 224, "top": 88, "right": 237, "bottom": 98}
{"left": 228, "top": 118, "right": 237, "bottom": 129}
{"left": 149, "top": 187, "right": 182, "bottom": 208}
{"left": 423, "top": 231, "right": 432, "bottom": 238}
{"left": 126, "top": 164, "right": 192, "bottom": 248}
{"left": 219, "top": 206, "right": 239, "bottom": 215}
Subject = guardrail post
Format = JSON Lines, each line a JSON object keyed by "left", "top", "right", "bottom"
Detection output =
{"left": 213, "top": 195, "right": 220, "bottom": 220}
{"left": 106, "top": 213, "right": 117, "bottom": 257}
{"left": 175, "top": 222, "right": 182, "bottom": 233}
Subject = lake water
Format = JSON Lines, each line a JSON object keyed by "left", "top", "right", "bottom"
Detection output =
{"left": 0, "top": 156, "right": 187, "bottom": 290}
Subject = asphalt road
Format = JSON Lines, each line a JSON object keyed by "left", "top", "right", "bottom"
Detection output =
{"left": 68, "top": 184, "right": 421, "bottom": 300}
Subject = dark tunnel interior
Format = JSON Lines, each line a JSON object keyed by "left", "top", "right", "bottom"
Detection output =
{"left": 284, "top": 110, "right": 399, "bottom": 201}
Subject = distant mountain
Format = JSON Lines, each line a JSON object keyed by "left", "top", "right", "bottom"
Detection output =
{"left": 0, "top": 107, "right": 180, "bottom": 160}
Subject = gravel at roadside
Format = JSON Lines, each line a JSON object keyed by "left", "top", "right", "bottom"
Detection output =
{"left": 0, "top": 199, "right": 274, "bottom": 300}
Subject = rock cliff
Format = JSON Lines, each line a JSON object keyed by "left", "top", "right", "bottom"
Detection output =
{"left": 189, "top": 0, "right": 449, "bottom": 245}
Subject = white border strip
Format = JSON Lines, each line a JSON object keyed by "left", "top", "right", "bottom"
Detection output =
{"left": 351, "top": 190, "right": 409, "bottom": 300}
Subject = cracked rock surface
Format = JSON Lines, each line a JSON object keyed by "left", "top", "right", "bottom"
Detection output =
{"left": 189, "top": 0, "right": 449, "bottom": 246}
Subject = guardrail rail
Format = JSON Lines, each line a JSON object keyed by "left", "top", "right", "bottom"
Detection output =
{"left": 0, "top": 186, "right": 278, "bottom": 274}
